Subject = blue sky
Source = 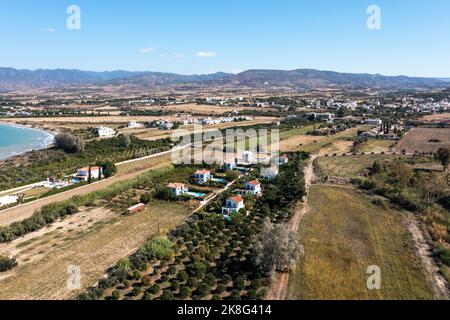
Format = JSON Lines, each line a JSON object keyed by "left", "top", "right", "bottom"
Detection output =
{"left": 1, "top": 0, "right": 449, "bottom": 77}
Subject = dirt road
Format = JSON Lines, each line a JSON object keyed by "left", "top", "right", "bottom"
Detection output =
{"left": 265, "top": 155, "right": 317, "bottom": 300}
{"left": 406, "top": 215, "right": 450, "bottom": 300}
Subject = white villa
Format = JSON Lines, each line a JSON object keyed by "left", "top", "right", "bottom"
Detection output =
{"left": 167, "top": 183, "right": 188, "bottom": 196}
{"left": 261, "top": 166, "right": 279, "bottom": 180}
{"left": 222, "top": 195, "right": 245, "bottom": 215}
{"left": 74, "top": 166, "right": 102, "bottom": 182}
{"left": 241, "top": 151, "right": 253, "bottom": 164}
{"left": 193, "top": 170, "right": 212, "bottom": 184}
{"left": 96, "top": 126, "right": 115, "bottom": 138}
{"left": 245, "top": 180, "right": 262, "bottom": 196}
{"left": 224, "top": 162, "right": 237, "bottom": 171}
{"left": 365, "top": 118, "right": 383, "bottom": 126}
{"left": 277, "top": 154, "right": 289, "bottom": 165}
{"left": 127, "top": 121, "right": 144, "bottom": 128}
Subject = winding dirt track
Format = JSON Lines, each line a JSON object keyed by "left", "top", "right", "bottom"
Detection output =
{"left": 265, "top": 155, "right": 317, "bottom": 300}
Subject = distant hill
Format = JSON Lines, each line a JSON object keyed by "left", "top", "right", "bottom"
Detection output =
{"left": 0, "top": 68, "right": 145, "bottom": 92}
{"left": 0, "top": 67, "right": 446, "bottom": 92}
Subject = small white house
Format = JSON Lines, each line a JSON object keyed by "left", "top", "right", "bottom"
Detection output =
{"left": 96, "top": 126, "right": 115, "bottom": 138}
{"left": 193, "top": 170, "right": 212, "bottom": 184}
{"left": 224, "top": 162, "right": 237, "bottom": 171}
{"left": 75, "top": 166, "right": 102, "bottom": 182}
{"left": 245, "top": 180, "right": 262, "bottom": 196}
{"left": 127, "top": 121, "right": 143, "bottom": 128}
{"left": 222, "top": 195, "right": 245, "bottom": 215}
{"left": 365, "top": 118, "right": 383, "bottom": 126}
{"left": 241, "top": 151, "right": 253, "bottom": 164}
{"left": 167, "top": 183, "right": 188, "bottom": 196}
{"left": 261, "top": 166, "right": 279, "bottom": 180}
{"left": 277, "top": 154, "right": 289, "bottom": 165}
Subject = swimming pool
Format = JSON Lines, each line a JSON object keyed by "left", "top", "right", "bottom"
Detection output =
{"left": 185, "top": 191, "right": 206, "bottom": 198}
{"left": 212, "top": 178, "right": 227, "bottom": 184}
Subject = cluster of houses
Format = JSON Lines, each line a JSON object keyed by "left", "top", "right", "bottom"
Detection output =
{"left": 165, "top": 153, "right": 289, "bottom": 219}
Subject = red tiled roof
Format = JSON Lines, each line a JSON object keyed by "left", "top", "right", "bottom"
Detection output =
{"left": 195, "top": 169, "right": 211, "bottom": 175}
{"left": 229, "top": 195, "right": 243, "bottom": 203}
{"left": 78, "top": 166, "right": 101, "bottom": 172}
{"left": 247, "top": 180, "right": 260, "bottom": 186}
{"left": 168, "top": 183, "right": 186, "bottom": 189}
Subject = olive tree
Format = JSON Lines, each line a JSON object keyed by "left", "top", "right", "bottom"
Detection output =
{"left": 253, "top": 218, "right": 302, "bottom": 277}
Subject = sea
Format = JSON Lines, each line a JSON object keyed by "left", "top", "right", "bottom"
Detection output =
{"left": 0, "top": 123, "right": 54, "bottom": 160}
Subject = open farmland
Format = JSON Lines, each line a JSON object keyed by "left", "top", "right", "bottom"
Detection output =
{"left": 132, "top": 103, "right": 279, "bottom": 115}
{"left": 0, "top": 201, "right": 190, "bottom": 300}
{"left": 316, "top": 154, "right": 405, "bottom": 179}
{"left": 396, "top": 127, "right": 450, "bottom": 153}
{"left": 287, "top": 185, "right": 434, "bottom": 300}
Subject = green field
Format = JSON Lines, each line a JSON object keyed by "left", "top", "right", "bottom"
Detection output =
{"left": 287, "top": 185, "right": 433, "bottom": 300}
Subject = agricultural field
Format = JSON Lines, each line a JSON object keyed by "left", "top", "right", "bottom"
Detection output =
{"left": 0, "top": 201, "right": 191, "bottom": 299}
{"left": 396, "top": 127, "right": 450, "bottom": 153}
{"left": 354, "top": 139, "right": 396, "bottom": 153}
{"left": 287, "top": 185, "right": 434, "bottom": 300}
{"left": 316, "top": 154, "right": 405, "bottom": 179}
{"left": 422, "top": 113, "right": 450, "bottom": 123}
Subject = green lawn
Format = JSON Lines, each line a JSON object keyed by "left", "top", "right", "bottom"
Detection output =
{"left": 287, "top": 185, "right": 433, "bottom": 300}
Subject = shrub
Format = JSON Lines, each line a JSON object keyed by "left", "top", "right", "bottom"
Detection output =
{"left": 101, "top": 161, "right": 118, "bottom": 178}
{"left": 111, "top": 290, "right": 120, "bottom": 300}
{"left": 140, "top": 193, "right": 152, "bottom": 204}
{"left": 54, "top": 132, "right": 85, "bottom": 153}
{"left": 179, "top": 286, "right": 191, "bottom": 299}
{"left": 196, "top": 283, "right": 211, "bottom": 298}
{"left": 141, "top": 275, "right": 152, "bottom": 287}
{"left": 161, "top": 289, "right": 174, "bottom": 300}
{"left": 177, "top": 271, "right": 189, "bottom": 283}
{"left": 0, "top": 255, "right": 17, "bottom": 272}
{"left": 149, "top": 284, "right": 161, "bottom": 295}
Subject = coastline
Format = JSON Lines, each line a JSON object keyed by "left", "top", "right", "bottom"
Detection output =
{"left": 0, "top": 122, "right": 55, "bottom": 161}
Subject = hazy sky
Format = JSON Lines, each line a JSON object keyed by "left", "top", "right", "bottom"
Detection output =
{"left": 1, "top": 0, "right": 449, "bottom": 77}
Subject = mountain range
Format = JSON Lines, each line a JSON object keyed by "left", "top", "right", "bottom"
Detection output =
{"left": 0, "top": 67, "right": 447, "bottom": 93}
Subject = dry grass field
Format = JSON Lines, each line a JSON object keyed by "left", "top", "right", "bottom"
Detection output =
{"left": 396, "top": 128, "right": 450, "bottom": 153}
{"left": 354, "top": 140, "right": 396, "bottom": 153}
{"left": 134, "top": 103, "right": 278, "bottom": 115}
{"left": 287, "top": 185, "right": 434, "bottom": 300}
{"left": 316, "top": 154, "right": 404, "bottom": 179}
{"left": 0, "top": 201, "right": 191, "bottom": 300}
{"left": 422, "top": 113, "right": 450, "bottom": 123}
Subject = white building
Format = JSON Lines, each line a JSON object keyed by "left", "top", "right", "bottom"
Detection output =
{"left": 96, "top": 126, "right": 115, "bottom": 138}
{"left": 127, "top": 121, "right": 144, "bottom": 128}
{"left": 167, "top": 183, "right": 188, "bottom": 196}
{"left": 261, "top": 166, "right": 279, "bottom": 180}
{"left": 365, "top": 118, "right": 383, "bottom": 126}
{"left": 193, "top": 170, "right": 212, "bottom": 184}
{"left": 222, "top": 195, "right": 245, "bottom": 215}
{"left": 245, "top": 180, "right": 262, "bottom": 196}
{"left": 74, "top": 166, "right": 102, "bottom": 182}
